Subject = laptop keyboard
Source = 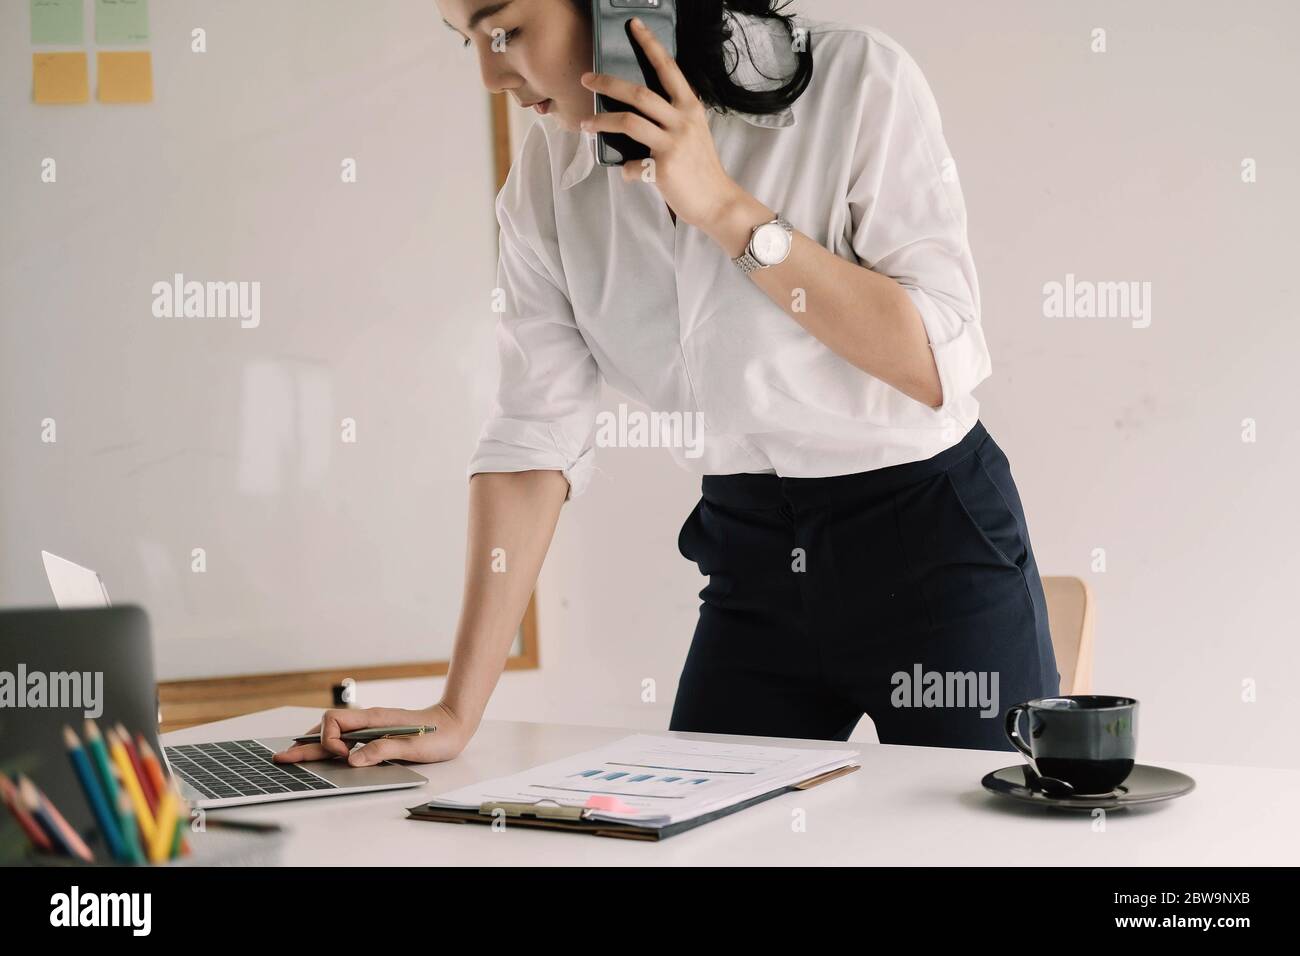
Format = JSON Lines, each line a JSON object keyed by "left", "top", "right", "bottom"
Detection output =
{"left": 164, "top": 739, "right": 338, "bottom": 801}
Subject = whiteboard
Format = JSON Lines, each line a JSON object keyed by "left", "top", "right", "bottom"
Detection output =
{"left": 0, "top": 0, "right": 504, "bottom": 679}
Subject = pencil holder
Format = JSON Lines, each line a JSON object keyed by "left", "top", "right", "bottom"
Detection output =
{"left": 22, "top": 823, "right": 285, "bottom": 867}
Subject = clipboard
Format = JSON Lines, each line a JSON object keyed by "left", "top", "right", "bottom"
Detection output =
{"left": 405, "top": 763, "right": 860, "bottom": 841}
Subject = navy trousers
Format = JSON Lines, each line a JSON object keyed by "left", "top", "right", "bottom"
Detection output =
{"left": 669, "top": 420, "right": 1060, "bottom": 751}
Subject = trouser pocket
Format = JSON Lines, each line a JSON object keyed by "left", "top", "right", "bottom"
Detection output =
{"left": 677, "top": 497, "right": 735, "bottom": 600}
{"left": 677, "top": 499, "right": 702, "bottom": 562}
{"left": 942, "top": 444, "right": 1029, "bottom": 571}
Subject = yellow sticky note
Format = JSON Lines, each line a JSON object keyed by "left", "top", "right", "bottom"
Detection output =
{"left": 33, "top": 52, "right": 89, "bottom": 104}
{"left": 97, "top": 50, "right": 152, "bottom": 103}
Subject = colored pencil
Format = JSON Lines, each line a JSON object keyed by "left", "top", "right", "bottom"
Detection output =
{"left": 173, "top": 814, "right": 188, "bottom": 858}
{"left": 117, "top": 723, "right": 158, "bottom": 813}
{"left": 18, "top": 775, "right": 93, "bottom": 862}
{"left": 107, "top": 726, "right": 156, "bottom": 847}
{"left": 82, "top": 720, "right": 125, "bottom": 844}
{"left": 172, "top": 790, "right": 191, "bottom": 857}
{"left": 147, "top": 789, "right": 178, "bottom": 862}
{"left": 114, "top": 789, "right": 146, "bottom": 864}
{"left": 0, "top": 773, "right": 53, "bottom": 852}
{"left": 136, "top": 738, "right": 168, "bottom": 809}
{"left": 64, "top": 725, "right": 127, "bottom": 861}
{"left": 140, "top": 738, "right": 191, "bottom": 858}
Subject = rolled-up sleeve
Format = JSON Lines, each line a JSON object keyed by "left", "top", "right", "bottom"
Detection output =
{"left": 468, "top": 187, "right": 601, "bottom": 500}
{"left": 846, "top": 38, "right": 991, "bottom": 415}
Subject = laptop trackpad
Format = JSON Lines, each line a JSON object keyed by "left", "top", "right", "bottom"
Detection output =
{"left": 256, "top": 736, "right": 427, "bottom": 788}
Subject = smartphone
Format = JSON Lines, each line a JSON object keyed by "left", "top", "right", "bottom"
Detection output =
{"left": 591, "top": 0, "right": 678, "bottom": 166}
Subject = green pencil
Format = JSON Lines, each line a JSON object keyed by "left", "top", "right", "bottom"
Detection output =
{"left": 83, "top": 720, "right": 125, "bottom": 846}
{"left": 115, "top": 789, "right": 146, "bottom": 864}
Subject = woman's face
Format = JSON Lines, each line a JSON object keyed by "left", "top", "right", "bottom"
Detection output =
{"left": 439, "top": 0, "right": 593, "bottom": 134}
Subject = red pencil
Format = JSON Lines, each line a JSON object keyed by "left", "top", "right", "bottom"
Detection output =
{"left": 19, "top": 775, "right": 94, "bottom": 862}
{"left": 137, "top": 737, "right": 168, "bottom": 801}
{"left": 137, "top": 738, "right": 189, "bottom": 855}
{"left": 0, "top": 774, "right": 53, "bottom": 852}
{"left": 117, "top": 723, "right": 158, "bottom": 812}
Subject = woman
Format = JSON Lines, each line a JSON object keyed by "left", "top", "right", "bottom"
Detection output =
{"left": 274, "top": 0, "right": 1059, "bottom": 769}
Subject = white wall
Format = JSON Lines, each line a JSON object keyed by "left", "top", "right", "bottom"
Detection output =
{"left": 1, "top": 0, "right": 501, "bottom": 678}
{"left": 366, "top": 0, "right": 1300, "bottom": 770}
{"left": 7, "top": 0, "right": 1296, "bottom": 769}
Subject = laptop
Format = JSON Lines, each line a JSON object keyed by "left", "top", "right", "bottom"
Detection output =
{"left": 41, "top": 551, "right": 112, "bottom": 609}
{"left": 12, "top": 557, "right": 426, "bottom": 811}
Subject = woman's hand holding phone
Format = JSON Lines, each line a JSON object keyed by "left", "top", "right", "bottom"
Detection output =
{"left": 580, "top": 17, "right": 744, "bottom": 230}
{"left": 272, "top": 702, "right": 471, "bottom": 766}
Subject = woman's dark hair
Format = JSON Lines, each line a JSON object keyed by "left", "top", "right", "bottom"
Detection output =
{"left": 571, "top": 0, "right": 814, "bottom": 118}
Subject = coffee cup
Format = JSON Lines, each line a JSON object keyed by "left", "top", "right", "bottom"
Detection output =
{"left": 1004, "top": 695, "right": 1138, "bottom": 795}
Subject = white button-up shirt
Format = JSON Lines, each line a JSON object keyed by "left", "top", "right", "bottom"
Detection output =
{"left": 469, "top": 11, "right": 990, "bottom": 498}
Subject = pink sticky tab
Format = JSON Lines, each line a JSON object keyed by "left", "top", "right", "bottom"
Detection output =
{"left": 585, "top": 794, "right": 638, "bottom": 814}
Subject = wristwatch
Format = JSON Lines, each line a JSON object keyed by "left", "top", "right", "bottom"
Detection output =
{"left": 733, "top": 215, "right": 794, "bottom": 273}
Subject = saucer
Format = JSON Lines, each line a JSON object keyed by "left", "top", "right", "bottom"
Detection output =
{"left": 981, "top": 763, "right": 1195, "bottom": 810}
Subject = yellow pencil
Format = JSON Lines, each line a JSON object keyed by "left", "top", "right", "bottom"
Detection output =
{"left": 147, "top": 789, "right": 178, "bottom": 863}
{"left": 107, "top": 727, "right": 156, "bottom": 847}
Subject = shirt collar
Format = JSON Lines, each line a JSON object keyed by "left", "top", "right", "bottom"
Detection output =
{"left": 559, "top": 10, "right": 800, "bottom": 190}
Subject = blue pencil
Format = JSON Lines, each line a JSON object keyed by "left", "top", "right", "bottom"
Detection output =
{"left": 64, "top": 724, "right": 127, "bottom": 861}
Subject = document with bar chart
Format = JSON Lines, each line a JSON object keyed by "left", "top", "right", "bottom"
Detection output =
{"left": 422, "top": 735, "right": 860, "bottom": 827}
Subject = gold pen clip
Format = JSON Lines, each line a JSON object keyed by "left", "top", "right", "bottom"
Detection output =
{"left": 379, "top": 725, "right": 433, "bottom": 740}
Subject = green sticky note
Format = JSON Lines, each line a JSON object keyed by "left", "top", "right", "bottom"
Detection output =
{"left": 96, "top": 0, "right": 149, "bottom": 45}
{"left": 31, "top": 0, "right": 84, "bottom": 45}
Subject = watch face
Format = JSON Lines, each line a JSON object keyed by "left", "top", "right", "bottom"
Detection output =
{"left": 752, "top": 221, "right": 791, "bottom": 265}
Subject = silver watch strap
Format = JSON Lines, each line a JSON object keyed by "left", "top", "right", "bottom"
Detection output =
{"left": 735, "top": 249, "right": 763, "bottom": 274}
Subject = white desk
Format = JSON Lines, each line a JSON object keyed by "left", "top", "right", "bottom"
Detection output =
{"left": 164, "top": 706, "right": 1299, "bottom": 865}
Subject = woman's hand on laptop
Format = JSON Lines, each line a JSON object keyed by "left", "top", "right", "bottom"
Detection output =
{"left": 271, "top": 703, "right": 469, "bottom": 766}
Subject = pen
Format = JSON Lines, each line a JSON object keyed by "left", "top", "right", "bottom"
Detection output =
{"left": 291, "top": 724, "right": 435, "bottom": 745}
{"left": 200, "top": 817, "right": 283, "bottom": 834}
